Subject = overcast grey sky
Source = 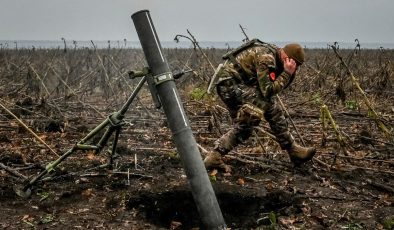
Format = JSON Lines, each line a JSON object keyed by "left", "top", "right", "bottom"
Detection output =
{"left": 0, "top": 0, "right": 393, "bottom": 43}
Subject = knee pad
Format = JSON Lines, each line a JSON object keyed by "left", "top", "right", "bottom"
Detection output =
{"left": 236, "top": 103, "right": 264, "bottom": 125}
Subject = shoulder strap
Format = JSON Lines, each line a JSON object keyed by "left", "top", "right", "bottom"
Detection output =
{"left": 222, "top": 38, "right": 269, "bottom": 60}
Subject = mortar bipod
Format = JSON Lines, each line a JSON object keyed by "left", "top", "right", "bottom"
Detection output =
{"left": 13, "top": 67, "right": 193, "bottom": 198}
{"left": 14, "top": 68, "right": 152, "bottom": 198}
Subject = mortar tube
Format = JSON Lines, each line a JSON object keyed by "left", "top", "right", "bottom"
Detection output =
{"left": 131, "top": 10, "right": 226, "bottom": 230}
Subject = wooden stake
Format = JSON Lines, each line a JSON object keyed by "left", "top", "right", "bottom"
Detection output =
{"left": 0, "top": 101, "right": 60, "bottom": 157}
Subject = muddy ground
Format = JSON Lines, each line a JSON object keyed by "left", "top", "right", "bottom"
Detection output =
{"left": 0, "top": 46, "right": 393, "bottom": 229}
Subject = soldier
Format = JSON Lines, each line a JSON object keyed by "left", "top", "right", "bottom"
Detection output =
{"left": 205, "top": 39, "right": 316, "bottom": 172}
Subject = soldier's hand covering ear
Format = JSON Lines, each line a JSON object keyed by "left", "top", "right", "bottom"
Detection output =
{"left": 283, "top": 58, "right": 297, "bottom": 75}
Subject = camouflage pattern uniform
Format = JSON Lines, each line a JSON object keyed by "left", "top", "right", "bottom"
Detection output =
{"left": 214, "top": 44, "right": 295, "bottom": 155}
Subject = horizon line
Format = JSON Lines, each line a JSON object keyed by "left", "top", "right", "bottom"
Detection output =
{"left": 1, "top": 39, "right": 393, "bottom": 44}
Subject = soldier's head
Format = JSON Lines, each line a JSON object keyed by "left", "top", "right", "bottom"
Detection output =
{"left": 281, "top": 43, "right": 305, "bottom": 66}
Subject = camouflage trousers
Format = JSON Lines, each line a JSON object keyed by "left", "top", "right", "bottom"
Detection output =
{"left": 214, "top": 71, "right": 294, "bottom": 155}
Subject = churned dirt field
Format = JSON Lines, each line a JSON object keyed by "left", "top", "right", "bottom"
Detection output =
{"left": 0, "top": 45, "right": 393, "bottom": 229}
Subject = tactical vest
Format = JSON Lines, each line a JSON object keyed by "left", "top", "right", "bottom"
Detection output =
{"left": 222, "top": 39, "right": 294, "bottom": 89}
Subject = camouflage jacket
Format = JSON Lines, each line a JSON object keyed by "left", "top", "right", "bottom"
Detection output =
{"left": 233, "top": 44, "right": 294, "bottom": 98}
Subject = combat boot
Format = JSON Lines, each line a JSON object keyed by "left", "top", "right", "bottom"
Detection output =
{"left": 203, "top": 151, "right": 231, "bottom": 173}
{"left": 286, "top": 143, "right": 316, "bottom": 166}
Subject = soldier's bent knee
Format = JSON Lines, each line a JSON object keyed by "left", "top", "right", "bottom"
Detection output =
{"left": 236, "top": 103, "right": 264, "bottom": 125}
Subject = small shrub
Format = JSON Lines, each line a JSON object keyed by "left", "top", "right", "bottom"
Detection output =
{"left": 189, "top": 87, "right": 207, "bottom": 101}
{"left": 345, "top": 100, "right": 359, "bottom": 110}
{"left": 312, "top": 92, "right": 321, "bottom": 105}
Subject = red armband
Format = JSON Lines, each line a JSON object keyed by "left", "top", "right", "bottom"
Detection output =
{"left": 269, "top": 72, "right": 276, "bottom": 81}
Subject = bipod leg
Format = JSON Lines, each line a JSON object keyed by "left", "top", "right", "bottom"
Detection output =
{"left": 94, "top": 123, "right": 122, "bottom": 164}
{"left": 108, "top": 127, "right": 121, "bottom": 169}
{"left": 15, "top": 119, "right": 112, "bottom": 198}
{"left": 95, "top": 126, "right": 116, "bottom": 154}
{"left": 14, "top": 145, "right": 81, "bottom": 198}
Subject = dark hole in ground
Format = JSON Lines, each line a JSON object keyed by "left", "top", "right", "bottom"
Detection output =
{"left": 127, "top": 186, "right": 300, "bottom": 229}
